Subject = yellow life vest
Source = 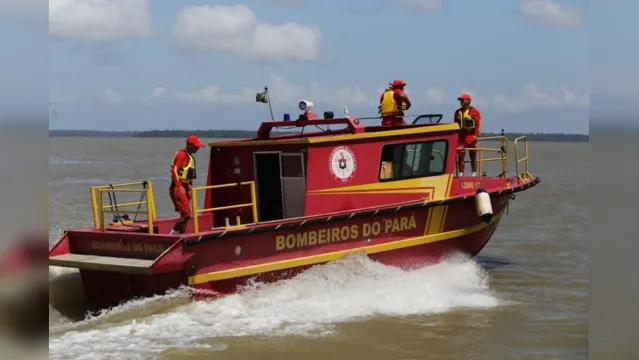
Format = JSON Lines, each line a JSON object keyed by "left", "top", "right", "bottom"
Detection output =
{"left": 456, "top": 107, "right": 476, "bottom": 131}
{"left": 174, "top": 150, "right": 197, "bottom": 184}
{"left": 379, "top": 89, "right": 398, "bottom": 116}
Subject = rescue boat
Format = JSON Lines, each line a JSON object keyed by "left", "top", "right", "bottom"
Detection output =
{"left": 48, "top": 101, "right": 540, "bottom": 311}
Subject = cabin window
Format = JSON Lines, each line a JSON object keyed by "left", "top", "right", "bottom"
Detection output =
{"left": 378, "top": 139, "right": 448, "bottom": 181}
{"left": 281, "top": 154, "right": 304, "bottom": 177}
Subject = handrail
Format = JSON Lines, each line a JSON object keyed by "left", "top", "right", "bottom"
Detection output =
{"left": 190, "top": 181, "right": 258, "bottom": 233}
{"left": 90, "top": 181, "right": 156, "bottom": 234}
{"left": 457, "top": 136, "right": 509, "bottom": 177}
{"left": 514, "top": 136, "right": 532, "bottom": 182}
{"left": 257, "top": 117, "right": 365, "bottom": 140}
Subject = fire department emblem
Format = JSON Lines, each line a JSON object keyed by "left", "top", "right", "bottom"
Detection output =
{"left": 329, "top": 146, "right": 357, "bottom": 182}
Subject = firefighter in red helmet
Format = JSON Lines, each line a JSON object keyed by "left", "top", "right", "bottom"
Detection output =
{"left": 379, "top": 79, "right": 412, "bottom": 126}
{"left": 454, "top": 93, "right": 482, "bottom": 176}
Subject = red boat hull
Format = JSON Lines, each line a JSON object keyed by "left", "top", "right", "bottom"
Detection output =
{"left": 63, "top": 191, "right": 514, "bottom": 311}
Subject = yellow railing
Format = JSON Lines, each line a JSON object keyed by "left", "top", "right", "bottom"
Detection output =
{"left": 477, "top": 136, "right": 509, "bottom": 178}
{"left": 190, "top": 181, "right": 258, "bottom": 233}
{"left": 458, "top": 136, "right": 510, "bottom": 178}
{"left": 90, "top": 181, "right": 157, "bottom": 234}
{"left": 514, "top": 136, "right": 532, "bottom": 182}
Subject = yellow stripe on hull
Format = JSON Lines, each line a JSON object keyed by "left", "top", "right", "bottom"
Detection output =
{"left": 308, "top": 190, "right": 435, "bottom": 195}
{"left": 308, "top": 174, "right": 450, "bottom": 195}
{"left": 425, "top": 205, "right": 447, "bottom": 235}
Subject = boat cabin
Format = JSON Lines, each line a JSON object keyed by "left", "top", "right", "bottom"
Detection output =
{"left": 203, "top": 106, "right": 461, "bottom": 229}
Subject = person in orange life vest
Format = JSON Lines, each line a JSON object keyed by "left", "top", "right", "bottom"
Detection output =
{"left": 454, "top": 93, "right": 482, "bottom": 176}
{"left": 379, "top": 79, "right": 412, "bottom": 126}
{"left": 169, "top": 135, "right": 205, "bottom": 235}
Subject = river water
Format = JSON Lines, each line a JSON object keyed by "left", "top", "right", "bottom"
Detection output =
{"left": 48, "top": 138, "right": 588, "bottom": 360}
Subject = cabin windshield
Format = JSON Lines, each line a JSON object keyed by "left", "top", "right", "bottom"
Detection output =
{"left": 411, "top": 114, "right": 443, "bottom": 125}
{"left": 379, "top": 139, "right": 448, "bottom": 181}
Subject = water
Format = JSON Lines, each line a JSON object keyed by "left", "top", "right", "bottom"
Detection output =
{"left": 49, "top": 138, "right": 588, "bottom": 360}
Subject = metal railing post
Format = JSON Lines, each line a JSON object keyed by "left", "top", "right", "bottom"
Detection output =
{"left": 148, "top": 181, "right": 156, "bottom": 222}
{"left": 145, "top": 188, "right": 154, "bottom": 234}
{"left": 250, "top": 181, "right": 258, "bottom": 223}
{"left": 524, "top": 137, "right": 530, "bottom": 178}
{"left": 514, "top": 140, "right": 520, "bottom": 180}
{"left": 190, "top": 187, "right": 199, "bottom": 233}
{"left": 98, "top": 189, "right": 105, "bottom": 231}
{"left": 90, "top": 186, "right": 99, "bottom": 229}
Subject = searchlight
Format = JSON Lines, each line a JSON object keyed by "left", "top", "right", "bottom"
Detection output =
{"left": 298, "top": 100, "right": 313, "bottom": 113}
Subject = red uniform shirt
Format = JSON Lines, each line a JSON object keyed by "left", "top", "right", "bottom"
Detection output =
{"left": 171, "top": 149, "right": 189, "bottom": 186}
{"left": 454, "top": 106, "right": 482, "bottom": 137}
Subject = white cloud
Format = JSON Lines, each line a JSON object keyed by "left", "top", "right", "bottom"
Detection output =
{"left": 493, "top": 83, "right": 588, "bottom": 111}
{"left": 147, "top": 87, "right": 166, "bottom": 100}
{"left": 49, "top": 0, "right": 153, "bottom": 41}
{"left": 96, "top": 81, "right": 587, "bottom": 115}
{"left": 100, "top": 88, "right": 124, "bottom": 104}
{"left": 560, "top": 86, "right": 589, "bottom": 107}
{"left": 96, "top": 87, "right": 171, "bottom": 104}
{"left": 519, "top": 0, "right": 586, "bottom": 27}
{"left": 175, "top": 73, "right": 374, "bottom": 108}
{"left": 425, "top": 88, "right": 446, "bottom": 104}
{"left": 396, "top": 0, "right": 444, "bottom": 10}
{"left": 175, "top": 86, "right": 248, "bottom": 104}
{"left": 170, "top": 4, "right": 322, "bottom": 62}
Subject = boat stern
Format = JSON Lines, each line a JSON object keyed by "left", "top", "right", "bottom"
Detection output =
{"left": 49, "top": 229, "right": 194, "bottom": 310}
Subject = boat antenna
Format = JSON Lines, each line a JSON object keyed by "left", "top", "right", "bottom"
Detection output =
{"left": 255, "top": 85, "right": 275, "bottom": 121}
{"left": 344, "top": 104, "right": 350, "bottom": 118}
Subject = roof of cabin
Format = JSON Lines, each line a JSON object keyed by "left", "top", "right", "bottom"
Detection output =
{"left": 208, "top": 122, "right": 460, "bottom": 148}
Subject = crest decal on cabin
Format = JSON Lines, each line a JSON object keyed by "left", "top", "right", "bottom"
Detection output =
{"left": 329, "top": 146, "right": 357, "bottom": 183}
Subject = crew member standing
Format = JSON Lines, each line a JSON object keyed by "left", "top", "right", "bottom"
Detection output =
{"left": 169, "top": 135, "right": 205, "bottom": 235}
{"left": 454, "top": 93, "right": 482, "bottom": 176}
{"left": 379, "top": 79, "right": 412, "bottom": 126}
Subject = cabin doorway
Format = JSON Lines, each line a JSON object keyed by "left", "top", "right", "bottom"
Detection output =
{"left": 254, "top": 153, "right": 284, "bottom": 222}
{"left": 280, "top": 153, "right": 306, "bottom": 219}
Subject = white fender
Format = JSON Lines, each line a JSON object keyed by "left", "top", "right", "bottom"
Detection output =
{"left": 474, "top": 188, "right": 493, "bottom": 224}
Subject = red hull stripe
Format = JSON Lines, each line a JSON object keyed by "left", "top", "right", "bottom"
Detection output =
{"left": 187, "top": 209, "right": 504, "bottom": 285}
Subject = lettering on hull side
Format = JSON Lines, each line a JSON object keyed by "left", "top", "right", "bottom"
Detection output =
{"left": 461, "top": 181, "right": 480, "bottom": 190}
{"left": 275, "top": 214, "right": 418, "bottom": 251}
{"left": 91, "top": 241, "right": 166, "bottom": 254}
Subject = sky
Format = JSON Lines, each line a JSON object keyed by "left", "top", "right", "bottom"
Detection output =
{"left": 2, "top": 0, "right": 627, "bottom": 134}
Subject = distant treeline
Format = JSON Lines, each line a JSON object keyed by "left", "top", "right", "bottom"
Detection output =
{"left": 49, "top": 129, "right": 589, "bottom": 142}
{"left": 488, "top": 132, "right": 588, "bottom": 142}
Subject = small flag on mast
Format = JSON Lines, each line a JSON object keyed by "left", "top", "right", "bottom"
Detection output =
{"left": 255, "top": 90, "right": 269, "bottom": 104}
{"left": 256, "top": 86, "right": 275, "bottom": 121}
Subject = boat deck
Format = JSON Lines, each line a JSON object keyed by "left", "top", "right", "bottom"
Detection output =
{"left": 79, "top": 174, "right": 538, "bottom": 241}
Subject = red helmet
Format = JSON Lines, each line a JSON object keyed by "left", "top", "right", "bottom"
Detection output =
{"left": 186, "top": 135, "right": 204, "bottom": 148}
{"left": 390, "top": 79, "right": 406, "bottom": 88}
